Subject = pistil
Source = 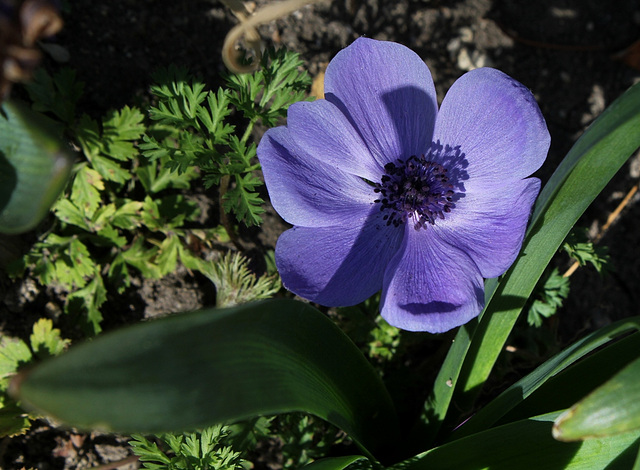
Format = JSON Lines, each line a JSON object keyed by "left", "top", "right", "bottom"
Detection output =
{"left": 374, "top": 154, "right": 457, "bottom": 230}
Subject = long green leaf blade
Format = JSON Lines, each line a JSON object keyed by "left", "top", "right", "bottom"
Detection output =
{"left": 0, "top": 100, "right": 73, "bottom": 233}
{"left": 303, "top": 456, "right": 369, "bottom": 470}
{"left": 456, "top": 318, "right": 640, "bottom": 438}
{"left": 554, "top": 354, "right": 640, "bottom": 441}
{"left": 438, "top": 80, "right": 640, "bottom": 423}
{"left": 13, "top": 299, "right": 399, "bottom": 457}
{"left": 404, "top": 412, "right": 640, "bottom": 470}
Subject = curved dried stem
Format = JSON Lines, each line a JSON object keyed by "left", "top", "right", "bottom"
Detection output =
{"left": 220, "top": 0, "right": 328, "bottom": 74}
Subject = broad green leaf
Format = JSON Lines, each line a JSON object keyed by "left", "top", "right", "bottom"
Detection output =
{"left": 429, "top": 79, "right": 640, "bottom": 437}
{"left": 14, "top": 299, "right": 400, "bottom": 458}
{"left": 554, "top": 354, "right": 640, "bottom": 441}
{"left": 404, "top": 412, "right": 640, "bottom": 470}
{"left": 0, "top": 100, "right": 73, "bottom": 234}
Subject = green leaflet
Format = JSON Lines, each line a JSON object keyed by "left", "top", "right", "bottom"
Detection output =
{"left": 426, "top": 79, "right": 640, "bottom": 441}
{"left": 14, "top": 299, "right": 400, "bottom": 459}
{"left": 0, "top": 100, "right": 73, "bottom": 234}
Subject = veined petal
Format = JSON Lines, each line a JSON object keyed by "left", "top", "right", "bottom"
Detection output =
{"left": 324, "top": 37, "right": 437, "bottom": 166}
{"left": 287, "top": 100, "right": 383, "bottom": 181}
{"left": 434, "top": 68, "right": 550, "bottom": 191}
{"left": 275, "top": 210, "right": 404, "bottom": 306}
{"left": 258, "top": 127, "right": 374, "bottom": 227}
{"left": 438, "top": 178, "right": 541, "bottom": 279}
{"left": 381, "top": 227, "right": 484, "bottom": 333}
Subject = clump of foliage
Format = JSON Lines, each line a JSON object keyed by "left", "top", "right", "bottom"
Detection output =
{"left": 339, "top": 295, "right": 402, "bottom": 367}
{"left": 526, "top": 227, "right": 609, "bottom": 327}
{"left": 0, "top": 319, "right": 70, "bottom": 436}
{"left": 191, "top": 251, "right": 281, "bottom": 308}
{"left": 527, "top": 229, "right": 609, "bottom": 327}
{"left": 142, "top": 47, "right": 311, "bottom": 227}
{"left": 9, "top": 47, "right": 309, "bottom": 334}
{"left": 130, "top": 425, "right": 244, "bottom": 470}
{"left": 562, "top": 227, "right": 610, "bottom": 274}
{"left": 526, "top": 267, "right": 570, "bottom": 328}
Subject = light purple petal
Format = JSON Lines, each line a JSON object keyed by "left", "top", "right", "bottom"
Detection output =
{"left": 433, "top": 68, "right": 550, "bottom": 191}
{"left": 437, "top": 178, "right": 541, "bottom": 279}
{"left": 258, "top": 127, "right": 375, "bottom": 227}
{"left": 275, "top": 210, "right": 404, "bottom": 306}
{"left": 324, "top": 38, "right": 437, "bottom": 167}
{"left": 380, "top": 227, "right": 484, "bottom": 333}
{"left": 286, "top": 100, "right": 382, "bottom": 181}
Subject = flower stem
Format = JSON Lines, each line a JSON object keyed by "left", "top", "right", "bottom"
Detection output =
{"left": 218, "top": 174, "right": 243, "bottom": 250}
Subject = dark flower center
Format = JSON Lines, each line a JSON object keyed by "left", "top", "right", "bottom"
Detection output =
{"left": 374, "top": 153, "right": 458, "bottom": 230}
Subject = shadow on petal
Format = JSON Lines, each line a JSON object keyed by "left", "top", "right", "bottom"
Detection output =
{"left": 314, "top": 208, "right": 404, "bottom": 306}
{"left": 402, "top": 299, "right": 473, "bottom": 316}
{"left": 277, "top": 206, "right": 404, "bottom": 307}
{"left": 326, "top": 85, "right": 437, "bottom": 165}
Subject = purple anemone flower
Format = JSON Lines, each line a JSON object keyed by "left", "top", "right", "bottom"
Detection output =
{"left": 257, "top": 38, "right": 550, "bottom": 333}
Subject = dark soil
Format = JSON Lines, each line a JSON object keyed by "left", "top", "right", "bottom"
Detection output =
{"left": 1, "top": 0, "right": 640, "bottom": 468}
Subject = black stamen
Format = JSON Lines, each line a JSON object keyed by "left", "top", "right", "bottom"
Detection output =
{"left": 373, "top": 153, "right": 458, "bottom": 230}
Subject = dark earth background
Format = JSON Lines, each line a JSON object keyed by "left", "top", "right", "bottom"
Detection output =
{"left": 1, "top": 0, "right": 640, "bottom": 468}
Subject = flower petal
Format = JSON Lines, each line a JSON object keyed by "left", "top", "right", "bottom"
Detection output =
{"left": 258, "top": 126, "right": 374, "bottom": 227}
{"left": 381, "top": 227, "right": 484, "bottom": 333}
{"left": 286, "top": 99, "right": 382, "bottom": 181}
{"left": 434, "top": 68, "right": 550, "bottom": 190}
{"left": 438, "top": 178, "right": 541, "bottom": 279}
{"left": 324, "top": 37, "right": 437, "bottom": 166}
{"left": 275, "top": 210, "right": 404, "bottom": 306}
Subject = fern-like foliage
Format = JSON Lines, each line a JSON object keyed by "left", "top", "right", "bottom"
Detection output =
{"left": 226, "top": 46, "right": 312, "bottom": 127}
{"left": 130, "top": 425, "right": 243, "bottom": 470}
{"left": 11, "top": 69, "right": 202, "bottom": 334}
{"left": 562, "top": 228, "right": 610, "bottom": 273}
{"left": 191, "top": 251, "right": 281, "bottom": 308}
{"left": 143, "top": 48, "right": 311, "bottom": 227}
{"left": 526, "top": 268, "right": 570, "bottom": 327}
